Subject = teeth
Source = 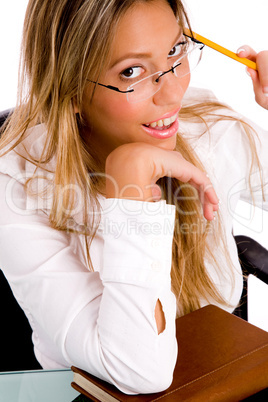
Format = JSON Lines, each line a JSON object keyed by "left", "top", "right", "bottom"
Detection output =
{"left": 147, "top": 113, "right": 177, "bottom": 129}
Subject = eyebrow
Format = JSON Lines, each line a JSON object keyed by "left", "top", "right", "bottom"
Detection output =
{"left": 110, "top": 52, "right": 152, "bottom": 68}
{"left": 110, "top": 29, "right": 183, "bottom": 69}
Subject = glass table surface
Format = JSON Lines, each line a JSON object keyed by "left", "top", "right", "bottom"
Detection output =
{"left": 0, "top": 369, "right": 80, "bottom": 402}
{"left": 1, "top": 368, "right": 267, "bottom": 402}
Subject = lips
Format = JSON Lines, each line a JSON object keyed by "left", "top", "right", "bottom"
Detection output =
{"left": 142, "top": 109, "right": 180, "bottom": 139}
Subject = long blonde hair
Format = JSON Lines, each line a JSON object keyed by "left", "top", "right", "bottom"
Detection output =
{"left": 0, "top": 0, "right": 261, "bottom": 315}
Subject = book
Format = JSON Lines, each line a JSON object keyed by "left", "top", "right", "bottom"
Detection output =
{"left": 71, "top": 305, "right": 268, "bottom": 401}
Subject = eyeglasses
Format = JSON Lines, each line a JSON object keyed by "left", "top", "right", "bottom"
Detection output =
{"left": 87, "top": 36, "right": 204, "bottom": 103}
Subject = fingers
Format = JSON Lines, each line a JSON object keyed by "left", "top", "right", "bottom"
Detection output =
{"left": 237, "top": 45, "right": 257, "bottom": 62}
{"left": 203, "top": 201, "right": 219, "bottom": 222}
{"left": 237, "top": 46, "right": 268, "bottom": 109}
{"left": 106, "top": 144, "right": 219, "bottom": 221}
{"left": 204, "top": 187, "right": 220, "bottom": 221}
{"left": 168, "top": 154, "right": 219, "bottom": 221}
{"left": 190, "top": 176, "right": 219, "bottom": 222}
{"left": 256, "top": 51, "right": 268, "bottom": 96}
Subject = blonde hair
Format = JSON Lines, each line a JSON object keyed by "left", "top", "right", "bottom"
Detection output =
{"left": 170, "top": 101, "right": 262, "bottom": 314}
{"left": 0, "top": 0, "right": 261, "bottom": 315}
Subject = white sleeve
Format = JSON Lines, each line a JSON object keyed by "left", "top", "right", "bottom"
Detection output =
{"left": 0, "top": 173, "right": 177, "bottom": 395}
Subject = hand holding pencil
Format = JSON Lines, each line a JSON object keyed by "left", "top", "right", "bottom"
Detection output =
{"left": 184, "top": 28, "right": 268, "bottom": 109}
{"left": 183, "top": 28, "right": 257, "bottom": 70}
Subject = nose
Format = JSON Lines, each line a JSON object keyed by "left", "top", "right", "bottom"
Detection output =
{"left": 152, "top": 71, "right": 190, "bottom": 106}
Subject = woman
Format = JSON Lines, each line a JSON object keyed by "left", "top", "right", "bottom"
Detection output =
{"left": 0, "top": 0, "right": 267, "bottom": 394}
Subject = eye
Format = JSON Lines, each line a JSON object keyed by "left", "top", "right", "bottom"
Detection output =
{"left": 120, "top": 66, "right": 144, "bottom": 81}
{"left": 168, "top": 41, "right": 188, "bottom": 58}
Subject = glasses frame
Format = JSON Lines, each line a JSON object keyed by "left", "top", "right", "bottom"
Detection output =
{"left": 87, "top": 36, "right": 205, "bottom": 101}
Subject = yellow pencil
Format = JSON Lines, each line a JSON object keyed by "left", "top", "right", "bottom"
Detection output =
{"left": 184, "top": 28, "right": 257, "bottom": 71}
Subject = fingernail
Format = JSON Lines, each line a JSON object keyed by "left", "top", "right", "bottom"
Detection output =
{"left": 263, "top": 86, "right": 268, "bottom": 97}
{"left": 245, "top": 67, "right": 251, "bottom": 77}
{"left": 237, "top": 48, "right": 246, "bottom": 55}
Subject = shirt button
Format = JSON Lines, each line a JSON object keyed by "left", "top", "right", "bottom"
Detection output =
{"left": 151, "top": 261, "right": 161, "bottom": 271}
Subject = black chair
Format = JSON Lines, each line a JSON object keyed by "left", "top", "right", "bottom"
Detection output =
{"left": 234, "top": 235, "right": 268, "bottom": 320}
{"left": 0, "top": 108, "right": 13, "bottom": 129}
{"left": 0, "top": 108, "right": 41, "bottom": 371}
{"left": 0, "top": 109, "right": 267, "bottom": 372}
{"left": 0, "top": 270, "right": 42, "bottom": 371}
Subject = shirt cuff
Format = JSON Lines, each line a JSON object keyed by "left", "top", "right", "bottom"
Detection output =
{"left": 100, "top": 199, "right": 176, "bottom": 288}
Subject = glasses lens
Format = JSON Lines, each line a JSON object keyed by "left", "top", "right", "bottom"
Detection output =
{"left": 127, "top": 72, "right": 161, "bottom": 103}
{"left": 126, "top": 40, "right": 203, "bottom": 103}
{"left": 174, "top": 41, "right": 203, "bottom": 78}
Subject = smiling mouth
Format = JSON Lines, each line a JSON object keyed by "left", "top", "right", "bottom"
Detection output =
{"left": 142, "top": 111, "right": 179, "bottom": 140}
{"left": 143, "top": 113, "right": 177, "bottom": 130}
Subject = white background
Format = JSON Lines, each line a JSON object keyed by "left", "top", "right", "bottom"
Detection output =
{"left": 0, "top": 0, "right": 267, "bottom": 325}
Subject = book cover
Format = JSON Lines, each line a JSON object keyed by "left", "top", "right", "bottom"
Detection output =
{"left": 71, "top": 305, "right": 268, "bottom": 401}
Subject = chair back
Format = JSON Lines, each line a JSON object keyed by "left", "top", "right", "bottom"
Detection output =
{"left": 0, "top": 109, "right": 12, "bottom": 129}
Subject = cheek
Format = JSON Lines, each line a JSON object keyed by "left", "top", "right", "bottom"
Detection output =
{"left": 104, "top": 99, "right": 139, "bottom": 122}
{"left": 90, "top": 91, "right": 144, "bottom": 129}
{"left": 181, "top": 74, "right": 191, "bottom": 94}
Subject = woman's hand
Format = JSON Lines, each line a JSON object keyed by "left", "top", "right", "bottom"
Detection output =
{"left": 237, "top": 46, "right": 268, "bottom": 110}
{"left": 105, "top": 143, "right": 219, "bottom": 221}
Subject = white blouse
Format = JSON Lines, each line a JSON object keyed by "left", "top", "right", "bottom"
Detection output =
{"left": 0, "top": 88, "right": 267, "bottom": 394}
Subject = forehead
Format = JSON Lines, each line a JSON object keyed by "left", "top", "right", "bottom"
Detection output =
{"left": 109, "top": 0, "right": 181, "bottom": 65}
